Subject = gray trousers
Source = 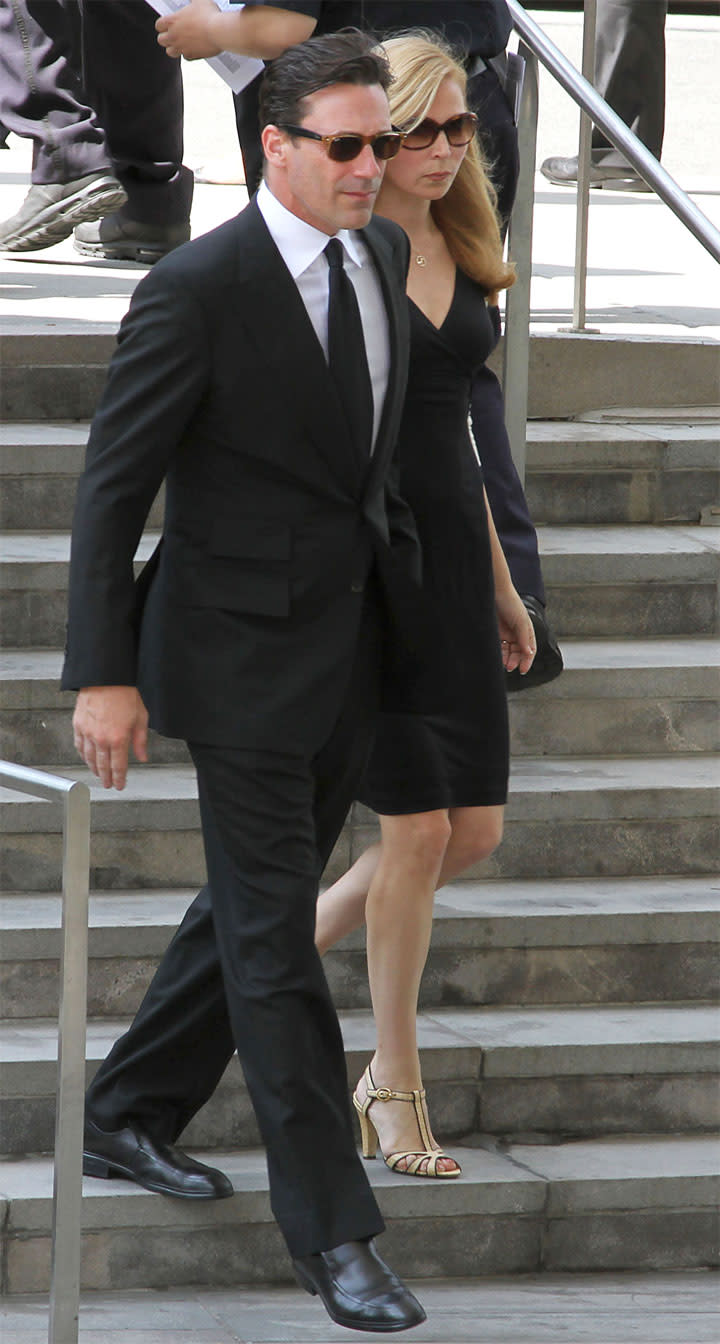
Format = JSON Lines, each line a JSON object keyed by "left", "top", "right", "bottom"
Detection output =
{"left": 592, "top": 0, "right": 668, "bottom": 166}
{"left": 0, "top": 0, "right": 109, "bottom": 182}
{"left": 0, "top": 0, "right": 192, "bottom": 222}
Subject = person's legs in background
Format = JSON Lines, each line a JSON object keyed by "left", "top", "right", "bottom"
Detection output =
{"left": 591, "top": 0, "right": 667, "bottom": 172}
{"left": 541, "top": 0, "right": 668, "bottom": 189}
{"left": 0, "top": 0, "right": 125, "bottom": 250}
{"left": 74, "top": 0, "right": 193, "bottom": 261}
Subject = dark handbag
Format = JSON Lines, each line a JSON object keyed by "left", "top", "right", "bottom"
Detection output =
{"left": 506, "top": 595, "right": 564, "bottom": 693}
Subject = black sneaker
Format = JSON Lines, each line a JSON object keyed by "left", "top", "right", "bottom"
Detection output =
{"left": 74, "top": 212, "right": 190, "bottom": 263}
{"left": 0, "top": 173, "right": 128, "bottom": 251}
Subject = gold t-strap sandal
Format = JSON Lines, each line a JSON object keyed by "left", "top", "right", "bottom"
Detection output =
{"left": 352, "top": 1064, "right": 461, "bottom": 1179}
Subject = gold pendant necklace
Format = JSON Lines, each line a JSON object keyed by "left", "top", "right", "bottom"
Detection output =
{"left": 415, "top": 253, "right": 428, "bottom": 267}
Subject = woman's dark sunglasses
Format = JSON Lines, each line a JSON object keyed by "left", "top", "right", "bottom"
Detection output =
{"left": 280, "top": 124, "right": 405, "bottom": 162}
{"left": 401, "top": 112, "right": 478, "bottom": 151}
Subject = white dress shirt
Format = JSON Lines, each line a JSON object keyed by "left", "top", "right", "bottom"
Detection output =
{"left": 257, "top": 180, "right": 390, "bottom": 450}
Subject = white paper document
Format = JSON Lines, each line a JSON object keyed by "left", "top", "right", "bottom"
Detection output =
{"left": 147, "top": 0, "right": 264, "bottom": 94}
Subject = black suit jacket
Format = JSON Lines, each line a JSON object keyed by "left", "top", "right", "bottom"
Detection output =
{"left": 62, "top": 200, "right": 424, "bottom": 752}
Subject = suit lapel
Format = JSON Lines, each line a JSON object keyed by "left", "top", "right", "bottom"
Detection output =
{"left": 234, "top": 201, "right": 365, "bottom": 494}
{"left": 358, "top": 220, "right": 409, "bottom": 498}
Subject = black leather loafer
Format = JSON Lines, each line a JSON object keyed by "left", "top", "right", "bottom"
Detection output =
{"left": 506, "top": 594, "right": 564, "bottom": 693}
{"left": 293, "top": 1238, "right": 426, "bottom": 1333}
{"left": 83, "top": 1119, "right": 233, "bottom": 1199}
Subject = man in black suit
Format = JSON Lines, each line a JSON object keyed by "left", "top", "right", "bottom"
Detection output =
{"left": 62, "top": 31, "right": 426, "bottom": 1334}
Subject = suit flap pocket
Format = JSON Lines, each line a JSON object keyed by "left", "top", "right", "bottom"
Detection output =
{"left": 180, "top": 564, "right": 289, "bottom": 617}
{"left": 210, "top": 517, "right": 291, "bottom": 562}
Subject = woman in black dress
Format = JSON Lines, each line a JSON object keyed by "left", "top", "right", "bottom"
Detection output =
{"left": 315, "top": 31, "right": 535, "bottom": 1178}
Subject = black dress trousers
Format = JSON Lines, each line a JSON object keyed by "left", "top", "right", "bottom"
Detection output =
{"left": 80, "top": 0, "right": 193, "bottom": 224}
{"left": 84, "top": 589, "right": 385, "bottom": 1258}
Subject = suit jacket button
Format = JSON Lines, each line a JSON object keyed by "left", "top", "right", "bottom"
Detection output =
{"left": 351, "top": 581, "right": 364, "bottom": 593}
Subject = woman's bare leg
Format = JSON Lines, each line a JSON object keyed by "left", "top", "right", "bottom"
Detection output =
{"left": 315, "top": 804, "right": 505, "bottom": 951}
{"left": 316, "top": 804, "right": 505, "bottom": 1173}
{"left": 315, "top": 844, "right": 380, "bottom": 955}
{"left": 359, "top": 810, "right": 453, "bottom": 1171}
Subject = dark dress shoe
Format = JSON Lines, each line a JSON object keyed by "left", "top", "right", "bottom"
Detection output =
{"left": 83, "top": 1119, "right": 233, "bottom": 1199}
{"left": 293, "top": 1238, "right": 426, "bottom": 1333}
{"left": 73, "top": 212, "right": 190, "bottom": 263}
{"left": 506, "top": 594, "right": 564, "bottom": 693}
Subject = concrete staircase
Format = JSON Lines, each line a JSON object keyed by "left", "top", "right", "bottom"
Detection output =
{"left": 0, "top": 332, "right": 719, "bottom": 1294}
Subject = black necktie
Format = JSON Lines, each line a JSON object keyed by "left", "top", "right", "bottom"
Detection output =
{"left": 324, "top": 237, "right": 374, "bottom": 460}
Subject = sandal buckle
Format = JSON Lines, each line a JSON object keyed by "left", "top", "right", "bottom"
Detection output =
{"left": 375, "top": 1087, "right": 393, "bottom": 1101}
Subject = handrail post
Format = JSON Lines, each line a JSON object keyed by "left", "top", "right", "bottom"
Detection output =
{"left": 570, "top": 0, "right": 598, "bottom": 332}
{"left": 0, "top": 762, "right": 91, "bottom": 1344}
{"left": 503, "top": 42, "right": 539, "bottom": 484}
{"left": 49, "top": 781, "right": 91, "bottom": 1344}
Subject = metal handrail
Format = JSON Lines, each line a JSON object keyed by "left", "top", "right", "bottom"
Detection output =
{"left": 507, "top": 0, "right": 720, "bottom": 261}
{"left": 502, "top": 0, "right": 720, "bottom": 477}
{"left": 0, "top": 762, "right": 90, "bottom": 1344}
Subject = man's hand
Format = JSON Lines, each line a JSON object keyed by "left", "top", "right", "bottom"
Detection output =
{"left": 156, "top": 0, "right": 223, "bottom": 61}
{"left": 73, "top": 687, "right": 149, "bottom": 791}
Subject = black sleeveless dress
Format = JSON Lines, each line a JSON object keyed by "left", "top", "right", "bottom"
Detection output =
{"left": 360, "top": 267, "right": 509, "bottom": 814}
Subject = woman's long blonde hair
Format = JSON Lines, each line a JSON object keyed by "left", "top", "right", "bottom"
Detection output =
{"left": 380, "top": 31, "right": 515, "bottom": 296}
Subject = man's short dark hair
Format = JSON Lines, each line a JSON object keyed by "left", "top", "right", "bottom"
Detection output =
{"left": 259, "top": 30, "right": 393, "bottom": 131}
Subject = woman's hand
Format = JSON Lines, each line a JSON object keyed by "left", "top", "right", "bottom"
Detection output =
{"left": 156, "top": 0, "right": 223, "bottom": 60}
{"left": 495, "top": 586, "right": 536, "bottom": 676}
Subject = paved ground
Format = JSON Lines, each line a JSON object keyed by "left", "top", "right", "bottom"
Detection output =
{"left": 3, "top": 1271, "right": 720, "bottom": 1343}
{"left": 0, "top": 8, "right": 718, "bottom": 342}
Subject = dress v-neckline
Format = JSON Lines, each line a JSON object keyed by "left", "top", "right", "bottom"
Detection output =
{"left": 408, "top": 268, "right": 458, "bottom": 333}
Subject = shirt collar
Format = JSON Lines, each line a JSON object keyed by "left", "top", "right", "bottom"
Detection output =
{"left": 257, "top": 180, "right": 366, "bottom": 276}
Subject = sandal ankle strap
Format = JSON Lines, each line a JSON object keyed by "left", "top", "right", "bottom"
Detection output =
{"left": 364, "top": 1065, "right": 425, "bottom": 1106}
{"left": 366, "top": 1082, "right": 426, "bottom": 1104}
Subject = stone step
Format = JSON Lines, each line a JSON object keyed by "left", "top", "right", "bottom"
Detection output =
{"left": 538, "top": 525, "right": 720, "bottom": 637}
{"left": 3, "top": 419, "right": 717, "bottom": 529}
{"left": 1, "top": 1135, "right": 717, "bottom": 1293}
{"left": 3, "top": 640, "right": 717, "bottom": 766}
{"left": 3, "top": 326, "right": 720, "bottom": 419}
{"left": 509, "top": 637, "right": 720, "bottom": 757}
{"left": 2, "top": 756, "right": 717, "bottom": 892}
{"left": 3, "top": 1003, "right": 719, "bottom": 1159}
{"left": 524, "top": 418, "right": 720, "bottom": 525}
{"left": 0, "top": 421, "right": 164, "bottom": 530}
{"left": 6, "top": 1271, "right": 719, "bottom": 1344}
{"left": 2, "top": 876, "right": 718, "bottom": 1020}
{"left": 2, "top": 526, "right": 719, "bottom": 646}
{"left": 0, "top": 531, "right": 156, "bottom": 648}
